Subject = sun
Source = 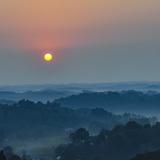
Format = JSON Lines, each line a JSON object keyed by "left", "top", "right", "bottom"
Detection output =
{"left": 43, "top": 53, "right": 54, "bottom": 62}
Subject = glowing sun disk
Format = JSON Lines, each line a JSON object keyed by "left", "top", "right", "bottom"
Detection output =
{"left": 43, "top": 53, "right": 54, "bottom": 62}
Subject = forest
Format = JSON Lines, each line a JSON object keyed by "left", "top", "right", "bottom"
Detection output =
{"left": 1, "top": 122, "right": 160, "bottom": 160}
{"left": 0, "top": 91, "right": 159, "bottom": 160}
{"left": 55, "top": 121, "right": 160, "bottom": 160}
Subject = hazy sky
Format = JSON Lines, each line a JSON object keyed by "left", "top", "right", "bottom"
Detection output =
{"left": 0, "top": 0, "right": 160, "bottom": 85}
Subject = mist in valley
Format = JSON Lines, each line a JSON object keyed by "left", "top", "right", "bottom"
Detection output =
{"left": 0, "top": 83, "right": 160, "bottom": 160}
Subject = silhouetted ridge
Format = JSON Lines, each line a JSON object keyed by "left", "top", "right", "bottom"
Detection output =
{"left": 54, "top": 90, "right": 160, "bottom": 112}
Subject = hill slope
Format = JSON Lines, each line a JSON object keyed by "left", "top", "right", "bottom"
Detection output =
{"left": 55, "top": 91, "right": 160, "bottom": 114}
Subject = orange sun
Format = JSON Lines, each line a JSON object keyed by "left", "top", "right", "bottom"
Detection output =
{"left": 43, "top": 53, "right": 54, "bottom": 62}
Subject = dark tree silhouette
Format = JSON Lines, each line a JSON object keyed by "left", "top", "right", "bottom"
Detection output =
{"left": 0, "top": 151, "right": 6, "bottom": 160}
{"left": 131, "top": 150, "right": 160, "bottom": 160}
{"left": 69, "top": 128, "right": 89, "bottom": 143}
{"left": 55, "top": 121, "right": 160, "bottom": 160}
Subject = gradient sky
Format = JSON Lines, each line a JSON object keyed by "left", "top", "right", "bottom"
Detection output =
{"left": 0, "top": 0, "right": 160, "bottom": 85}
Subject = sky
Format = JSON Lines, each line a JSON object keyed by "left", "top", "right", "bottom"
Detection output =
{"left": 0, "top": 0, "right": 160, "bottom": 85}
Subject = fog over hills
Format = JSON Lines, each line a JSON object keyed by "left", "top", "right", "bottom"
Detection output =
{"left": 0, "top": 82, "right": 160, "bottom": 160}
{"left": 0, "top": 100, "right": 155, "bottom": 155}
{"left": 1, "top": 82, "right": 160, "bottom": 93}
{"left": 55, "top": 90, "right": 160, "bottom": 118}
{"left": 0, "top": 82, "right": 160, "bottom": 103}
{"left": 0, "top": 90, "right": 74, "bottom": 103}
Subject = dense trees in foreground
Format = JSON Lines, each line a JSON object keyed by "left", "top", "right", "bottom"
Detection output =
{"left": 1, "top": 121, "right": 160, "bottom": 160}
{"left": 55, "top": 121, "right": 160, "bottom": 160}
{"left": 0, "top": 99, "right": 158, "bottom": 160}
{"left": 0, "top": 146, "right": 31, "bottom": 160}
{"left": 131, "top": 150, "right": 160, "bottom": 160}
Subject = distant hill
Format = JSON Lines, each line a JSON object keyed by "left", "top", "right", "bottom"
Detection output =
{"left": 0, "top": 99, "right": 15, "bottom": 105}
{"left": 0, "top": 90, "right": 74, "bottom": 103}
{"left": 2, "top": 82, "right": 160, "bottom": 93}
{"left": 1, "top": 82, "right": 160, "bottom": 103}
{"left": 54, "top": 91, "right": 160, "bottom": 114}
